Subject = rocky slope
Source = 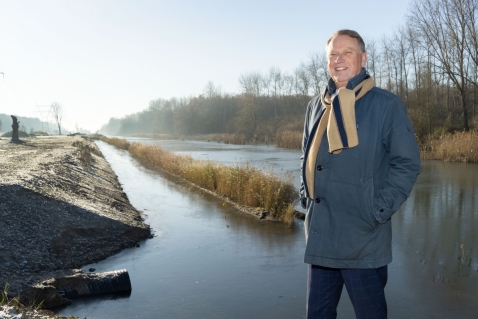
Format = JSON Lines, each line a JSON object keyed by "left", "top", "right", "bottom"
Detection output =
{"left": 0, "top": 135, "right": 151, "bottom": 317}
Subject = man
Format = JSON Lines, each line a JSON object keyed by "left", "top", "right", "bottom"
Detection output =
{"left": 300, "top": 30, "right": 420, "bottom": 319}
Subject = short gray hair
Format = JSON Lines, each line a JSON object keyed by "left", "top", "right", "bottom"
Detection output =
{"left": 326, "top": 29, "right": 366, "bottom": 53}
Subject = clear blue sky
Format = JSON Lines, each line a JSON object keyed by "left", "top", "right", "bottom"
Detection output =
{"left": 0, "top": 0, "right": 412, "bottom": 132}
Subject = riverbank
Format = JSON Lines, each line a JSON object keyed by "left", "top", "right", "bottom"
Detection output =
{"left": 0, "top": 136, "right": 151, "bottom": 318}
{"left": 100, "top": 136, "right": 300, "bottom": 224}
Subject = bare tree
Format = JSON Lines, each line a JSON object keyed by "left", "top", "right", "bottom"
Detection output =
{"left": 295, "top": 63, "right": 311, "bottom": 98}
{"left": 393, "top": 27, "right": 411, "bottom": 102}
{"left": 282, "top": 74, "right": 294, "bottom": 97}
{"left": 459, "top": 0, "right": 478, "bottom": 81}
{"left": 239, "top": 72, "right": 264, "bottom": 96}
{"left": 381, "top": 36, "right": 396, "bottom": 92}
{"left": 262, "top": 71, "right": 272, "bottom": 97}
{"left": 50, "top": 102, "right": 64, "bottom": 135}
{"left": 204, "top": 81, "right": 222, "bottom": 98}
{"left": 307, "top": 52, "right": 328, "bottom": 96}
{"left": 269, "top": 67, "right": 282, "bottom": 116}
{"left": 282, "top": 73, "right": 295, "bottom": 116}
{"left": 409, "top": 0, "right": 473, "bottom": 130}
{"left": 269, "top": 67, "right": 282, "bottom": 98}
{"left": 405, "top": 25, "right": 424, "bottom": 103}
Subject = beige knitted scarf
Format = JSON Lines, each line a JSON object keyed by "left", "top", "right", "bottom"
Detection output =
{"left": 305, "top": 77, "right": 375, "bottom": 198}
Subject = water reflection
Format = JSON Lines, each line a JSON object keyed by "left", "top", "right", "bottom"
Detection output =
{"left": 395, "top": 161, "right": 477, "bottom": 281}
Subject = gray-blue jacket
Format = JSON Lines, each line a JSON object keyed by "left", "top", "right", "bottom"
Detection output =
{"left": 300, "top": 70, "right": 421, "bottom": 269}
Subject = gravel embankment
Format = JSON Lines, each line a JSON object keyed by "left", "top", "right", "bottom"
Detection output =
{"left": 0, "top": 135, "right": 151, "bottom": 318}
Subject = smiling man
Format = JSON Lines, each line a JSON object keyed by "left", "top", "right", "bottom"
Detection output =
{"left": 300, "top": 30, "right": 421, "bottom": 319}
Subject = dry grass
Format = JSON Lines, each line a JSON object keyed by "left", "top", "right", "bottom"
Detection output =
{"left": 275, "top": 130, "right": 302, "bottom": 149}
{"left": 71, "top": 139, "right": 100, "bottom": 166}
{"left": 221, "top": 134, "right": 247, "bottom": 145}
{"left": 1, "top": 283, "right": 41, "bottom": 311}
{"left": 101, "top": 136, "right": 298, "bottom": 223}
{"left": 421, "top": 130, "right": 478, "bottom": 162}
{"left": 282, "top": 204, "right": 298, "bottom": 226}
{"left": 101, "top": 136, "right": 131, "bottom": 150}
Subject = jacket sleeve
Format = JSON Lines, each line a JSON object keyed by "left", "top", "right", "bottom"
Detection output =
{"left": 373, "top": 96, "right": 421, "bottom": 223}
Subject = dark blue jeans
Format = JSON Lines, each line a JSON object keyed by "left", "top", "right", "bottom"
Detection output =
{"left": 306, "top": 265, "right": 388, "bottom": 319}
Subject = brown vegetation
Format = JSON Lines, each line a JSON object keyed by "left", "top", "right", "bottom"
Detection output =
{"left": 104, "top": 137, "right": 130, "bottom": 150}
{"left": 221, "top": 133, "right": 247, "bottom": 145}
{"left": 421, "top": 130, "right": 478, "bottom": 163}
{"left": 71, "top": 138, "right": 102, "bottom": 166}
{"left": 275, "top": 130, "right": 302, "bottom": 149}
{"left": 101, "top": 136, "right": 298, "bottom": 224}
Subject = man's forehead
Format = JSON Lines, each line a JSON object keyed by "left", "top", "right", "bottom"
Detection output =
{"left": 326, "top": 36, "right": 360, "bottom": 51}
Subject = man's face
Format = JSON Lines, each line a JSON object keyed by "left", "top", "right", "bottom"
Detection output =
{"left": 326, "top": 35, "right": 367, "bottom": 88}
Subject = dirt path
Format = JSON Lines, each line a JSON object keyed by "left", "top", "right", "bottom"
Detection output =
{"left": 0, "top": 135, "right": 150, "bottom": 318}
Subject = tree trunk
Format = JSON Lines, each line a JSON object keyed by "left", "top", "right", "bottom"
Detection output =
{"left": 461, "top": 92, "right": 470, "bottom": 131}
{"left": 11, "top": 115, "right": 20, "bottom": 143}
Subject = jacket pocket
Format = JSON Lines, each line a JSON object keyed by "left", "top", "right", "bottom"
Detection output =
{"left": 361, "top": 175, "right": 378, "bottom": 227}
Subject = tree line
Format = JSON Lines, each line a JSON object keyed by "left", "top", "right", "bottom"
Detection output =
{"left": 100, "top": 0, "right": 478, "bottom": 145}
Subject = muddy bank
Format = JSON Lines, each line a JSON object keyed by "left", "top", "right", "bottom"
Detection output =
{"left": 0, "top": 136, "right": 150, "bottom": 315}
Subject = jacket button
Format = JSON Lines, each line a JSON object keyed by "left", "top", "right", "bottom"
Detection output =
{"left": 317, "top": 165, "right": 323, "bottom": 171}
{"left": 379, "top": 208, "right": 384, "bottom": 212}
{"left": 315, "top": 198, "right": 321, "bottom": 203}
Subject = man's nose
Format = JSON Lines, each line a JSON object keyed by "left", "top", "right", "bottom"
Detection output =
{"left": 335, "top": 54, "right": 345, "bottom": 62}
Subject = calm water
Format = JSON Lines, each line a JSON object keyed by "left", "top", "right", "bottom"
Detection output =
{"left": 56, "top": 139, "right": 478, "bottom": 319}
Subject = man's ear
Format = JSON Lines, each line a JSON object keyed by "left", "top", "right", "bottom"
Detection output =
{"left": 362, "top": 52, "right": 367, "bottom": 68}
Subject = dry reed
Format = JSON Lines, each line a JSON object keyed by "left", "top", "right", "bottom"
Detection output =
{"left": 222, "top": 134, "right": 246, "bottom": 145}
{"left": 101, "top": 136, "right": 298, "bottom": 223}
{"left": 275, "top": 130, "right": 302, "bottom": 149}
{"left": 101, "top": 136, "right": 131, "bottom": 150}
{"left": 422, "top": 130, "right": 478, "bottom": 163}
